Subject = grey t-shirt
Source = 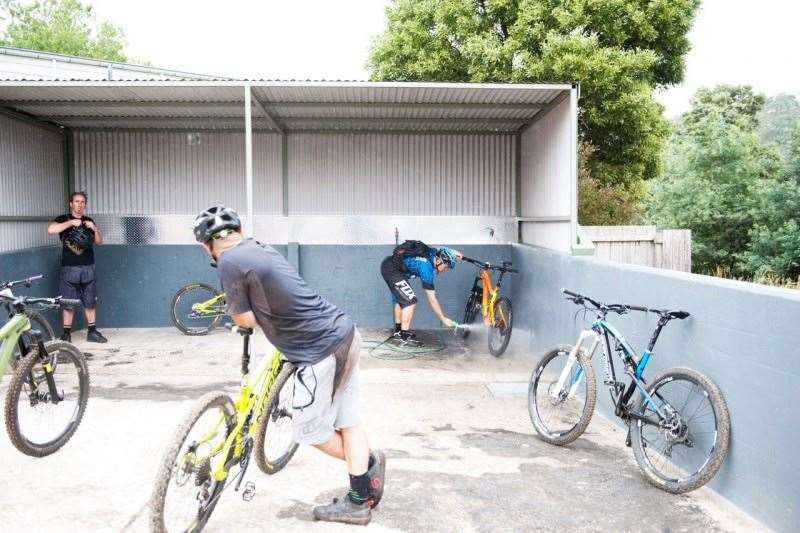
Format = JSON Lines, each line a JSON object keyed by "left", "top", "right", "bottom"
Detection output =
{"left": 217, "top": 238, "right": 354, "bottom": 364}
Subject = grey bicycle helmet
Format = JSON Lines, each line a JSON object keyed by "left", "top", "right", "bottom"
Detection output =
{"left": 66, "top": 225, "right": 94, "bottom": 250}
{"left": 193, "top": 206, "right": 242, "bottom": 243}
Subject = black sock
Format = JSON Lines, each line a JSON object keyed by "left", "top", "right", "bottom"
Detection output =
{"left": 394, "top": 323, "right": 401, "bottom": 333}
{"left": 63, "top": 326, "right": 72, "bottom": 334}
{"left": 88, "top": 323, "right": 96, "bottom": 332}
{"left": 348, "top": 472, "right": 370, "bottom": 504}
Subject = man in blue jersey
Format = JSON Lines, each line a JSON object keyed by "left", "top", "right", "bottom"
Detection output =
{"left": 380, "top": 241, "right": 462, "bottom": 346}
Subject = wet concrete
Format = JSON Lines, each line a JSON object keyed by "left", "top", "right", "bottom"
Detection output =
{"left": 0, "top": 328, "right": 764, "bottom": 532}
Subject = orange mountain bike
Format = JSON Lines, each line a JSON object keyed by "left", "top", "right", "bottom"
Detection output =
{"left": 458, "top": 257, "right": 517, "bottom": 356}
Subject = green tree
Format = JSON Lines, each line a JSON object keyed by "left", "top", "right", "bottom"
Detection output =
{"left": 758, "top": 94, "right": 800, "bottom": 159}
{"left": 682, "top": 85, "right": 765, "bottom": 132}
{"left": 369, "top": 0, "right": 701, "bottom": 224}
{"left": 0, "top": 0, "right": 126, "bottom": 62}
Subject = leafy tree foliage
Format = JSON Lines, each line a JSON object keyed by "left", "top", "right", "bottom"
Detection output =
{"left": 0, "top": 0, "right": 126, "bottom": 62}
{"left": 649, "top": 85, "right": 800, "bottom": 280}
{"left": 369, "top": 0, "right": 702, "bottom": 223}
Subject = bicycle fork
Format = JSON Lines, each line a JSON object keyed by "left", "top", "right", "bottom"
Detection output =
{"left": 552, "top": 330, "right": 599, "bottom": 400}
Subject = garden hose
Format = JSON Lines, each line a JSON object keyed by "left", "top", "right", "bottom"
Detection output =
{"left": 365, "top": 322, "right": 462, "bottom": 360}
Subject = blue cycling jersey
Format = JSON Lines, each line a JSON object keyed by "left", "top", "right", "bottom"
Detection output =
{"left": 402, "top": 251, "right": 437, "bottom": 290}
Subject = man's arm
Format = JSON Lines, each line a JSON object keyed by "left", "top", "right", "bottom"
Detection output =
{"left": 425, "top": 289, "right": 455, "bottom": 327}
{"left": 47, "top": 218, "right": 78, "bottom": 235}
{"left": 84, "top": 220, "right": 103, "bottom": 245}
{"left": 231, "top": 311, "right": 257, "bottom": 329}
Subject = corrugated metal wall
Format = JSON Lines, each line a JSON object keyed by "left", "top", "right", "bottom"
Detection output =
{"left": 519, "top": 96, "right": 574, "bottom": 251}
{"left": 73, "top": 131, "right": 282, "bottom": 214}
{"left": 288, "top": 133, "right": 515, "bottom": 215}
{"left": 0, "top": 114, "right": 64, "bottom": 252}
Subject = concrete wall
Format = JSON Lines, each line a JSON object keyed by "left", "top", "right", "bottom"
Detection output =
{"left": 78, "top": 244, "right": 512, "bottom": 329}
{"left": 511, "top": 243, "right": 800, "bottom": 532}
{"left": 0, "top": 246, "right": 62, "bottom": 328}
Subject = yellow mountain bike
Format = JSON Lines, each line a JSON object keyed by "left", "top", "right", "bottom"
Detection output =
{"left": 150, "top": 325, "right": 298, "bottom": 533}
{"left": 458, "top": 257, "right": 518, "bottom": 356}
{"left": 0, "top": 288, "right": 89, "bottom": 457}
{"left": 170, "top": 283, "right": 227, "bottom": 335}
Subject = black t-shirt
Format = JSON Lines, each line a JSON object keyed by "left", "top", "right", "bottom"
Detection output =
{"left": 53, "top": 214, "right": 95, "bottom": 266}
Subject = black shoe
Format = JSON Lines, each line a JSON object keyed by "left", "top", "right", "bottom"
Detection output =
{"left": 60, "top": 331, "right": 71, "bottom": 343}
{"left": 367, "top": 450, "right": 386, "bottom": 509}
{"left": 313, "top": 493, "right": 371, "bottom": 525}
{"left": 86, "top": 329, "right": 108, "bottom": 343}
{"left": 392, "top": 330, "right": 422, "bottom": 348}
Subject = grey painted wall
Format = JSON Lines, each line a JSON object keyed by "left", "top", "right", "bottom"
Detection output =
{"left": 61, "top": 243, "right": 511, "bottom": 329}
{"left": 511, "top": 243, "right": 800, "bottom": 532}
{"left": 0, "top": 246, "right": 62, "bottom": 328}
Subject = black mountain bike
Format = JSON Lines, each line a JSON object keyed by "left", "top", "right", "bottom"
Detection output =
{"left": 458, "top": 257, "right": 517, "bottom": 356}
{"left": 528, "top": 289, "right": 731, "bottom": 493}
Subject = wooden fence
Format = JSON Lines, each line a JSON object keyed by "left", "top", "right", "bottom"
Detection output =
{"left": 581, "top": 226, "right": 692, "bottom": 272}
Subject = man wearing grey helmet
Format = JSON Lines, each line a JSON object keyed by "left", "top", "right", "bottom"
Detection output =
{"left": 193, "top": 205, "right": 386, "bottom": 525}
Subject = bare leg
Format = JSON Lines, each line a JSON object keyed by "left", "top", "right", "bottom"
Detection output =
{"left": 393, "top": 303, "right": 401, "bottom": 325}
{"left": 400, "top": 304, "right": 416, "bottom": 330}
{"left": 312, "top": 425, "right": 370, "bottom": 475}
{"left": 85, "top": 307, "right": 96, "bottom": 324}
{"left": 62, "top": 308, "right": 74, "bottom": 328}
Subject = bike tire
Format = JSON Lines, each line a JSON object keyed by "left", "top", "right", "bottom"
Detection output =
{"left": 254, "top": 362, "right": 300, "bottom": 475}
{"left": 459, "top": 293, "right": 480, "bottom": 339}
{"left": 150, "top": 392, "right": 236, "bottom": 533}
{"left": 488, "top": 297, "right": 513, "bottom": 357}
{"left": 528, "top": 344, "right": 597, "bottom": 446}
{"left": 170, "top": 283, "right": 225, "bottom": 336}
{"left": 630, "top": 367, "right": 731, "bottom": 494}
{"left": 4, "top": 340, "right": 89, "bottom": 457}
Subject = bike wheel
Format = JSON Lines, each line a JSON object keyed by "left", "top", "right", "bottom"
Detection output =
{"left": 4, "top": 341, "right": 89, "bottom": 457}
{"left": 528, "top": 344, "right": 596, "bottom": 445}
{"left": 488, "top": 297, "right": 513, "bottom": 356}
{"left": 630, "top": 367, "right": 730, "bottom": 494}
{"left": 151, "top": 392, "right": 236, "bottom": 533}
{"left": 458, "top": 293, "right": 480, "bottom": 339}
{"left": 254, "top": 363, "right": 299, "bottom": 474}
{"left": 170, "top": 283, "right": 225, "bottom": 336}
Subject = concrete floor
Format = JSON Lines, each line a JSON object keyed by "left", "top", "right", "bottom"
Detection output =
{"left": 0, "top": 327, "right": 765, "bottom": 532}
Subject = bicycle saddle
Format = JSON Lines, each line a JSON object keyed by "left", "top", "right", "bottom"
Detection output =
{"left": 667, "top": 310, "right": 690, "bottom": 320}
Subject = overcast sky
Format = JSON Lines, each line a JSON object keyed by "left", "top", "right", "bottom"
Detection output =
{"left": 86, "top": 0, "right": 799, "bottom": 117}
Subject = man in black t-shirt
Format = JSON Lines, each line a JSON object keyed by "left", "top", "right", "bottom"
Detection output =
{"left": 47, "top": 191, "right": 108, "bottom": 343}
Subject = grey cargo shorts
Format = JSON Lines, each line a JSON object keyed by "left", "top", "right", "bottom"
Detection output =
{"left": 292, "top": 329, "right": 362, "bottom": 446}
{"left": 59, "top": 264, "right": 97, "bottom": 309}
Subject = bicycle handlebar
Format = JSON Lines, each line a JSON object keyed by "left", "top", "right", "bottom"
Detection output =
{"left": 561, "top": 288, "right": 689, "bottom": 320}
{"left": 0, "top": 294, "right": 81, "bottom": 308}
{"left": 225, "top": 323, "right": 253, "bottom": 336}
{"left": 1, "top": 274, "right": 45, "bottom": 289}
{"left": 461, "top": 256, "right": 518, "bottom": 273}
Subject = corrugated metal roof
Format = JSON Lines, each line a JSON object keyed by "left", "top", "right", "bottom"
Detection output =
{"left": 0, "top": 81, "right": 572, "bottom": 133}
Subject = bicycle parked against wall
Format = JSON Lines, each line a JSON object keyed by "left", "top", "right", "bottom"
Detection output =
{"left": 2, "top": 275, "right": 55, "bottom": 358}
{"left": 458, "top": 257, "right": 517, "bottom": 356}
{"left": 528, "top": 289, "right": 730, "bottom": 493}
{"left": 0, "top": 288, "right": 89, "bottom": 457}
{"left": 151, "top": 325, "right": 298, "bottom": 532}
{"left": 170, "top": 283, "right": 227, "bottom": 335}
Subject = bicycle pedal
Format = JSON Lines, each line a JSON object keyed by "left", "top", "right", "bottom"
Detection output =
{"left": 242, "top": 481, "right": 256, "bottom": 502}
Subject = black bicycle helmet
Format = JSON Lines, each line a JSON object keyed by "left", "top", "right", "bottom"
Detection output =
{"left": 66, "top": 225, "right": 94, "bottom": 250}
{"left": 193, "top": 206, "right": 242, "bottom": 243}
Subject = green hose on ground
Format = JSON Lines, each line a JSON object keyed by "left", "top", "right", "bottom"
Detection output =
{"left": 365, "top": 323, "right": 462, "bottom": 360}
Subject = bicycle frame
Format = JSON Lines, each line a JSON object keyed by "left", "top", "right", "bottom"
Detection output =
{"left": 184, "top": 349, "right": 284, "bottom": 483}
{"left": 0, "top": 313, "right": 32, "bottom": 375}
{"left": 470, "top": 268, "right": 509, "bottom": 326}
{"left": 191, "top": 292, "right": 226, "bottom": 317}
{"left": 554, "top": 319, "right": 669, "bottom": 426}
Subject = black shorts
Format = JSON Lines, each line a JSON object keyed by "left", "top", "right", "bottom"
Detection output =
{"left": 381, "top": 256, "right": 417, "bottom": 308}
{"left": 59, "top": 265, "right": 97, "bottom": 310}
